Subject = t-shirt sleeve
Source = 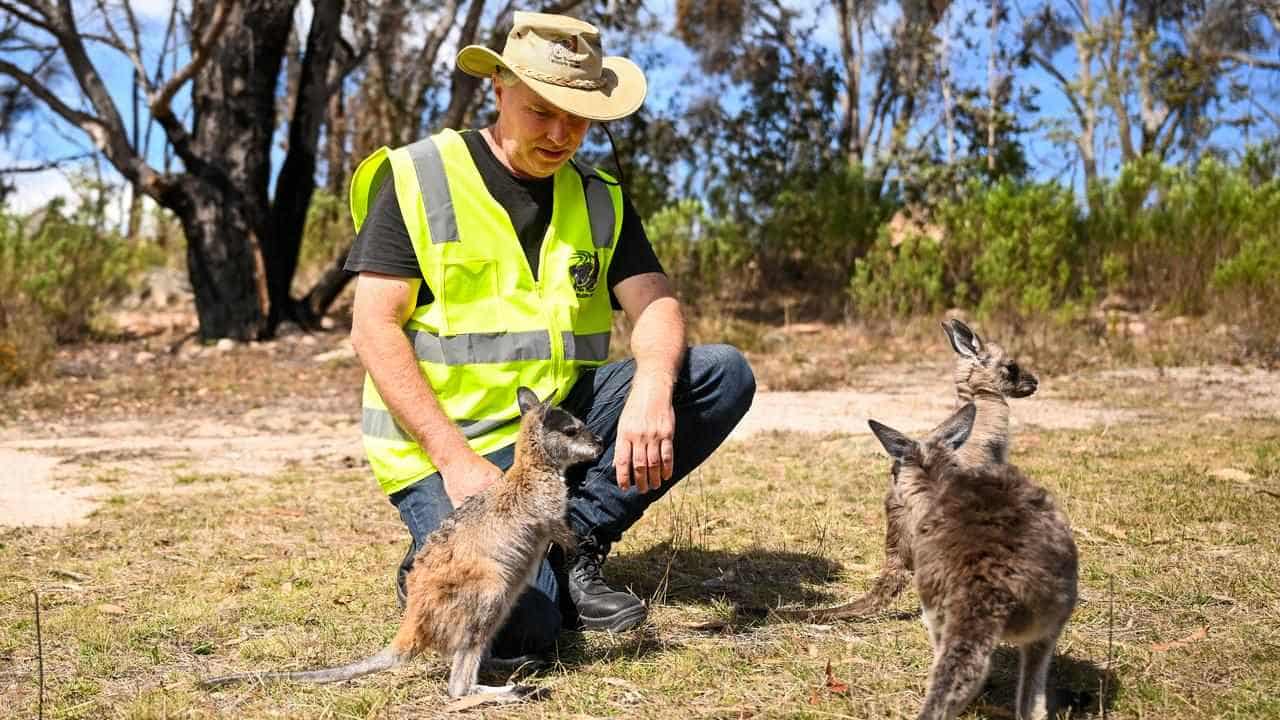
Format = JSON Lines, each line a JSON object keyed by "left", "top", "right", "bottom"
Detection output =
{"left": 606, "top": 193, "right": 667, "bottom": 310}
{"left": 344, "top": 174, "right": 422, "bottom": 279}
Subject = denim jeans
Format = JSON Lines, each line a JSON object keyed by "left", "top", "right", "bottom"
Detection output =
{"left": 389, "top": 343, "right": 756, "bottom": 656}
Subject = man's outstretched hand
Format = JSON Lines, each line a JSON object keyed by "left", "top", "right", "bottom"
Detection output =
{"left": 614, "top": 372, "right": 675, "bottom": 494}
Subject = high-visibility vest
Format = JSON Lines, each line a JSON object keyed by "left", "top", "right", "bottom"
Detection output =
{"left": 349, "top": 129, "right": 623, "bottom": 495}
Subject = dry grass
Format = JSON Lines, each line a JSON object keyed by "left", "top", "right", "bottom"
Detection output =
{"left": 3, "top": 387, "right": 1279, "bottom": 718}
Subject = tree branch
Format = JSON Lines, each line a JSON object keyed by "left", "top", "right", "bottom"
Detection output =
{"left": 0, "top": 57, "right": 99, "bottom": 129}
{"left": 1219, "top": 49, "right": 1280, "bottom": 71}
{"left": 0, "top": 0, "right": 56, "bottom": 35}
{"left": 1027, "top": 50, "right": 1089, "bottom": 123}
{"left": 150, "top": 0, "right": 235, "bottom": 116}
{"left": 0, "top": 152, "right": 92, "bottom": 173}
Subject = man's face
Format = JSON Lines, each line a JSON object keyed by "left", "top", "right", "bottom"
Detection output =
{"left": 493, "top": 78, "right": 591, "bottom": 179}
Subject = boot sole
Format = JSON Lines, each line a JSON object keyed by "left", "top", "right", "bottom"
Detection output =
{"left": 578, "top": 602, "right": 648, "bottom": 632}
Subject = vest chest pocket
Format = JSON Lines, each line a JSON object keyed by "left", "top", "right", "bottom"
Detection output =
{"left": 441, "top": 258, "right": 500, "bottom": 333}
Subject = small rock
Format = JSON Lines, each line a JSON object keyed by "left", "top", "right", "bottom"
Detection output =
{"left": 299, "top": 335, "right": 318, "bottom": 347}
{"left": 98, "top": 603, "right": 127, "bottom": 616}
{"left": 1209, "top": 468, "right": 1254, "bottom": 483}
{"left": 1099, "top": 293, "right": 1138, "bottom": 312}
{"left": 320, "top": 316, "right": 336, "bottom": 330}
{"left": 215, "top": 338, "right": 235, "bottom": 352}
{"left": 313, "top": 345, "right": 357, "bottom": 363}
{"left": 1127, "top": 321, "right": 1148, "bottom": 337}
{"left": 134, "top": 351, "right": 156, "bottom": 365}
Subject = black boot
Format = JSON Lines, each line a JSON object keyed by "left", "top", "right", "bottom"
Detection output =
{"left": 395, "top": 539, "right": 414, "bottom": 610}
{"left": 566, "top": 538, "right": 647, "bottom": 632}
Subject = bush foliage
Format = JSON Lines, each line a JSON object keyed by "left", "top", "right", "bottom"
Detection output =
{"left": 0, "top": 199, "right": 145, "bottom": 385}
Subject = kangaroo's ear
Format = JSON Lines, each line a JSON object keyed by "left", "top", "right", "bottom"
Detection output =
{"left": 517, "top": 387, "right": 541, "bottom": 416}
{"left": 869, "top": 419, "right": 917, "bottom": 461}
{"left": 943, "top": 319, "right": 983, "bottom": 359}
{"left": 930, "top": 402, "right": 977, "bottom": 450}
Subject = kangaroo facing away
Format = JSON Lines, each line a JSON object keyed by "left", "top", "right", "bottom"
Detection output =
{"left": 776, "top": 319, "right": 1039, "bottom": 622}
{"left": 202, "top": 387, "right": 601, "bottom": 702}
{"left": 870, "top": 403, "right": 1078, "bottom": 720}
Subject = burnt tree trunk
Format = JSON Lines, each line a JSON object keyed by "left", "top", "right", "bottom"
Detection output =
{"left": 184, "top": 0, "right": 297, "bottom": 340}
{"left": 174, "top": 179, "right": 270, "bottom": 340}
{"left": 265, "top": 0, "right": 346, "bottom": 333}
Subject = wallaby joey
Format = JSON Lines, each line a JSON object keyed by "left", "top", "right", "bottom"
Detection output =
{"left": 870, "top": 404, "right": 1078, "bottom": 720}
{"left": 777, "top": 318, "right": 1040, "bottom": 623}
{"left": 202, "top": 387, "right": 601, "bottom": 702}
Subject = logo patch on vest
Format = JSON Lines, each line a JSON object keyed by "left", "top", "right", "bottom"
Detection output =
{"left": 569, "top": 250, "right": 601, "bottom": 298}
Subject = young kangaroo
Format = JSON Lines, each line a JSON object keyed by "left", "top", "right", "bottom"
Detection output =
{"left": 202, "top": 386, "right": 601, "bottom": 701}
{"left": 941, "top": 318, "right": 1038, "bottom": 467}
{"left": 777, "top": 319, "right": 1039, "bottom": 622}
{"left": 870, "top": 403, "right": 1078, "bottom": 720}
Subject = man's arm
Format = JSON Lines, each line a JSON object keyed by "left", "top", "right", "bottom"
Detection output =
{"left": 350, "top": 272, "right": 502, "bottom": 505}
{"left": 612, "top": 271, "right": 686, "bottom": 493}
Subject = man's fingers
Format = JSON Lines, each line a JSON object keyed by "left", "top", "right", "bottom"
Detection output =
{"left": 660, "top": 438, "right": 674, "bottom": 481}
{"left": 615, "top": 439, "right": 633, "bottom": 490}
{"left": 632, "top": 444, "right": 650, "bottom": 493}
{"left": 646, "top": 441, "right": 663, "bottom": 490}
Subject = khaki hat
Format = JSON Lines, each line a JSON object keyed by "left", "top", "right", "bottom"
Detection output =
{"left": 456, "top": 11, "right": 647, "bottom": 122}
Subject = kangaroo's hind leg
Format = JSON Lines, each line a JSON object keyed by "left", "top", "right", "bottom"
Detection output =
{"left": 917, "top": 612, "right": 1003, "bottom": 720}
{"left": 1016, "top": 634, "right": 1058, "bottom": 720}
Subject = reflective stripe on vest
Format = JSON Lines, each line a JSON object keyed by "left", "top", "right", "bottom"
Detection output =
{"left": 350, "top": 129, "right": 623, "bottom": 495}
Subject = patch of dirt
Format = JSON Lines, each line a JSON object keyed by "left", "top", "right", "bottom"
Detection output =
{"left": 3, "top": 320, "right": 1277, "bottom": 528}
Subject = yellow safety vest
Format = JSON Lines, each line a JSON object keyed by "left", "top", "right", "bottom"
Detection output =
{"left": 349, "top": 129, "right": 622, "bottom": 495}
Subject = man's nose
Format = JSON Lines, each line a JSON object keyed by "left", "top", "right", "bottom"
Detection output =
{"left": 547, "top": 118, "right": 569, "bottom": 145}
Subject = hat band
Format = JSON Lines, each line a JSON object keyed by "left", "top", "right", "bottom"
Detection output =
{"left": 508, "top": 60, "right": 604, "bottom": 90}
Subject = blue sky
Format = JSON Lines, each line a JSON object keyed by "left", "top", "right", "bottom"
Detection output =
{"left": 5, "top": 0, "right": 1278, "bottom": 215}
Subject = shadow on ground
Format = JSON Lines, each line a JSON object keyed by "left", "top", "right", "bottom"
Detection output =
{"left": 609, "top": 541, "right": 847, "bottom": 618}
{"left": 980, "top": 647, "right": 1120, "bottom": 718}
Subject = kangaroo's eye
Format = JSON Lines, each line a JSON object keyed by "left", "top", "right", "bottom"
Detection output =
{"left": 562, "top": 426, "right": 578, "bottom": 437}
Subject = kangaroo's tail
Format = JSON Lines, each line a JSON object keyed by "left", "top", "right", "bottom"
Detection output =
{"left": 202, "top": 645, "right": 410, "bottom": 688}
{"left": 774, "top": 564, "right": 911, "bottom": 622}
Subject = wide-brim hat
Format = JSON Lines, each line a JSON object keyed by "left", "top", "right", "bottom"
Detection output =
{"left": 456, "top": 11, "right": 647, "bottom": 122}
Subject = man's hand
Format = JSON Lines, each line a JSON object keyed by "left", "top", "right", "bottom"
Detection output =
{"left": 438, "top": 450, "right": 504, "bottom": 507}
{"left": 615, "top": 371, "right": 676, "bottom": 493}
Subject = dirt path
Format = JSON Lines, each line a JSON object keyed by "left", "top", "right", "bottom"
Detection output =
{"left": 2, "top": 361, "right": 1276, "bottom": 528}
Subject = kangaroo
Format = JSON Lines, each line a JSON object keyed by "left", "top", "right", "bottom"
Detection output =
{"left": 777, "top": 319, "right": 1039, "bottom": 622}
{"left": 941, "top": 318, "right": 1038, "bottom": 467}
{"left": 202, "top": 386, "right": 601, "bottom": 701}
{"left": 869, "top": 403, "right": 1078, "bottom": 720}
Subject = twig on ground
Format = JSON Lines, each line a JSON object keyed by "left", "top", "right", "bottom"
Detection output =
{"left": 35, "top": 589, "right": 45, "bottom": 720}
{"left": 50, "top": 568, "right": 90, "bottom": 583}
{"left": 1102, "top": 575, "right": 1114, "bottom": 720}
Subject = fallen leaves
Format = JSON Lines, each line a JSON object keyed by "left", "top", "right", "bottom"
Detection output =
{"left": 810, "top": 659, "right": 852, "bottom": 704}
{"left": 1152, "top": 626, "right": 1209, "bottom": 652}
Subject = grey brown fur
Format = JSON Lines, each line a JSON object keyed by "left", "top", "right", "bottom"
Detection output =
{"left": 777, "top": 319, "right": 1038, "bottom": 622}
{"left": 201, "top": 386, "right": 601, "bottom": 701}
{"left": 869, "top": 404, "right": 1078, "bottom": 720}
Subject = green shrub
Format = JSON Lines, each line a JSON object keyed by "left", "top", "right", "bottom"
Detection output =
{"left": 295, "top": 189, "right": 351, "bottom": 291}
{"left": 850, "top": 179, "right": 1090, "bottom": 324}
{"left": 849, "top": 227, "right": 946, "bottom": 318}
{"left": 948, "top": 179, "right": 1090, "bottom": 321}
{"left": 0, "top": 200, "right": 142, "bottom": 385}
{"left": 763, "top": 164, "right": 896, "bottom": 291}
{"left": 1089, "top": 157, "right": 1270, "bottom": 314}
{"left": 645, "top": 199, "right": 752, "bottom": 302}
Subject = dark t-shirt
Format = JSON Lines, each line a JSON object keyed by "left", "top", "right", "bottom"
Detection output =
{"left": 344, "top": 129, "right": 663, "bottom": 309}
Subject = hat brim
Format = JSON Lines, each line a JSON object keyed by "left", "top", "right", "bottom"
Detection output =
{"left": 456, "top": 45, "right": 647, "bottom": 122}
